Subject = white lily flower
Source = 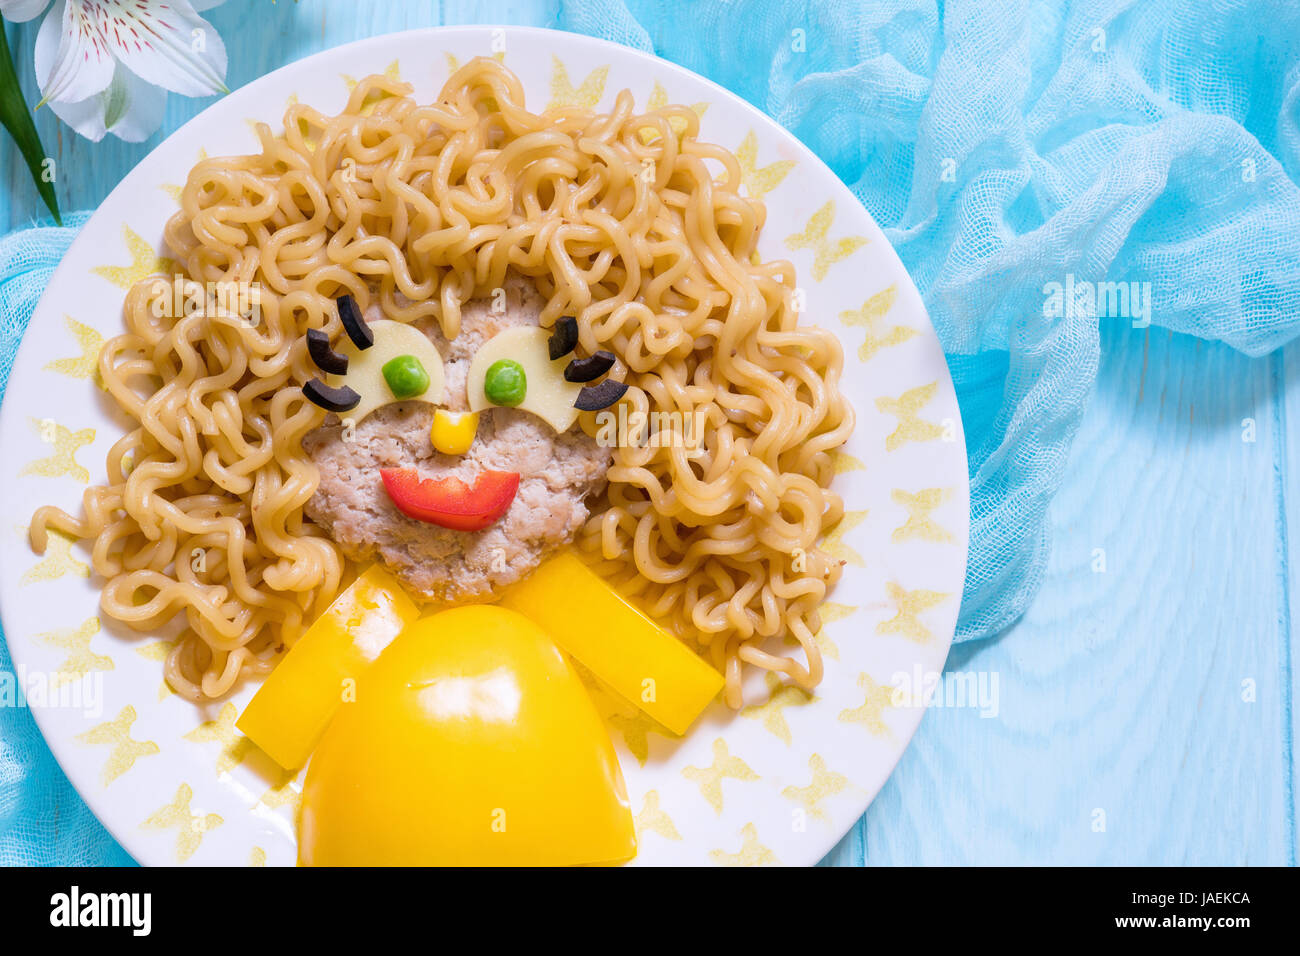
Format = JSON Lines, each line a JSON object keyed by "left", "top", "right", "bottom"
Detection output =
{"left": 0, "top": 0, "right": 228, "bottom": 142}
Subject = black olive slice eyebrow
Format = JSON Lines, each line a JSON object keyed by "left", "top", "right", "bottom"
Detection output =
{"left": 547, "top": 315, "right": 579, "bottom": 360}
{"left": 564, "top": 350, "right": 616, "bottom": 383}
{"left": 306, "top": 328, "right": 349, "bottom": 375}
{"left": 574, "top": 378, "right": 629, "bottom": 411}
{"left": 303, "top": 378, "right": 361, "bottom": 413}
{"left": 336, "top": 294, "right": 373, "bottom": 351}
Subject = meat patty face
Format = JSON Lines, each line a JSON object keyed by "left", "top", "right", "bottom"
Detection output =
{"left": 302, "top": 277, "right": 611, "bottom": 604}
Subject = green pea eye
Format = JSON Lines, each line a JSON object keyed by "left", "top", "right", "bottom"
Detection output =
{"left": 382, "top": 354, "right": 430, "bottom": 399}
{"left": 484, "top": 359, "right": 527, "bottom": 407}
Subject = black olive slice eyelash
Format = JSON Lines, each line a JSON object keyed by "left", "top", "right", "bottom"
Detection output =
{"left": 303, "top": 378, "right": 361, "bottom": 413}
{"left": 306, "top": 328, "right": 349, "bottom": 375}
{"left": 336, "top": 294, "right": 373, "bottom": 350}
{"left": 574, "top": 378, "right": 629, "bottom": 411}
{"left": 548, "top": 315, "right": 579, "bottom": 360}
{"left": 564, "top": 350, "right": 616, "bottom": 383}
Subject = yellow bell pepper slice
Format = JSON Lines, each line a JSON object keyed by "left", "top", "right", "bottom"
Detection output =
{"left": 237, "top": 564, "right": 420, "bottom": 770}
{"left": 500, "top": 552, "right": 723, "bottom": 734}
{"left": 299, "top": 605, "right": 636, "bottom": 866}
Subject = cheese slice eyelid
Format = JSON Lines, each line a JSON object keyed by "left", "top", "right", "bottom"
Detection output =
{"left": 326, "top": 319, "right": 449, "bottom": 425}
{"left": 466, "top": 326, "right": 584, "bottom": 433}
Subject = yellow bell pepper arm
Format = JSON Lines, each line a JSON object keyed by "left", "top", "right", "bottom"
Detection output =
{"left": 500, "top": 552, "right": 723, "bottom": 735}
{"left": 237, "top": 564, "right": 421, "bottom": 770}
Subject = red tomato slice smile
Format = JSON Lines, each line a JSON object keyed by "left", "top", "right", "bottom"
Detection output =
{"left": 379, "top": 468, "right": 521, "bottom": 532}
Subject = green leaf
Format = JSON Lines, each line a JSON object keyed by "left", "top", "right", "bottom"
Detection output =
{"left": 0, "top": 20, "right": 61, "bottom": 225}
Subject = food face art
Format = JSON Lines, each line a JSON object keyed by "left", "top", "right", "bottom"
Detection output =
{"left": 299, "top": 280, "right": 627, "bottom": 604}
{"left": 24, "top": 57, "right": 860, "bottom": 866}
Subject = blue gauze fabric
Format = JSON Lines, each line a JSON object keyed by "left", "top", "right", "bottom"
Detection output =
{"left": 556, "top": 0, "right": 1300, "bottom": 636}
{"left": 4, "top": 0, "right": 1300, "bottom": 864}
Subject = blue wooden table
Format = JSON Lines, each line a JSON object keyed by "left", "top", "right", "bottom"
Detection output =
{"left": 2, "top": 1, "right": 1294, "bottom": 866}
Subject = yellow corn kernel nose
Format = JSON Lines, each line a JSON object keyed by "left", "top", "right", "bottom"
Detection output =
{"left": 431, "top": 409, "right": 479, "bottom": 456}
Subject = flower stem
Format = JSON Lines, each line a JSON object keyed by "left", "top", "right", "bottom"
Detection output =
{"left": 0, "top": 20, "right": 61, "bottom": 225}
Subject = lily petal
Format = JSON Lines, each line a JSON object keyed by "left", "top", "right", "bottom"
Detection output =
{"left": 102, "top": 63, "right": 166, "bottom": 140}
{"left": 35, "top": 0, "right": 115, "bottom": 105}
{"left": 44, "top": 60, "right": 165, "bottom": 142}
{"left": 0, "top": 0, "right": 51, "bottom": 23}
{"left": 41, "top": 72, "right": 110, "bottom": 141}
{"left": 94, "top": 0, "right": 227, "bottom": 98}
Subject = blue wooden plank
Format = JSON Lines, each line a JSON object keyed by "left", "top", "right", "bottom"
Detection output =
{"left": 827, "top": 326, "right": 1291, "bottom": 865}
{"left": 1277, "top": 341, "right": 1300, "bottom": 864}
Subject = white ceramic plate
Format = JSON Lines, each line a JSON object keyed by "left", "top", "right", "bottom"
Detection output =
{"left": 0, "top": 26, "right": 967, "bottom": 867}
